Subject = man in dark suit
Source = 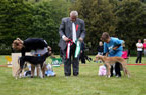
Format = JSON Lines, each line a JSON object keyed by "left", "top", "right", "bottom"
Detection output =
{"left": 59, "top": 11, "right": 85, "bottom": 76}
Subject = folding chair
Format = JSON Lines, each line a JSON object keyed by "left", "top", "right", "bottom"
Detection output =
{"left": 51, "top": 58, "right": 62, "bottom": 67}
{"left": 122, "top": 51, "right": 129, "bottom": 63}
{"left": 5, "top": 56, "right": 12, "bottom": 67}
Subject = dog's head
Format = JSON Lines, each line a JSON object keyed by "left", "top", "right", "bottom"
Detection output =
{"left": 47, "top": 46, "right": 56, "bottom": 58}
{"left": 12, "top": 38, "right": 23, "bottom": 51}
{"left": 94, "top": 55, "right": 102, "bottom": 62}
{"left": 47, "top": 46, "right": 52, "bottom": 55}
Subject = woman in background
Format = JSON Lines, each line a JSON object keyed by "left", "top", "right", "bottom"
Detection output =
{"left": 143, "top": 39, "right": 146, "bottom": 63}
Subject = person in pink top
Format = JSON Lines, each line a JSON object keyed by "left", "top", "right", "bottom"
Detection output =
{"left": 143, "top": 39, "right": 146, "bottom": 64}
{"left": 143, "top": 39, "right": 146, "bottom": 57}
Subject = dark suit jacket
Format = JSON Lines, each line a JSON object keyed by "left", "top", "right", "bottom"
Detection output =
{"left": 59, "top": 17, "right": 85, "bottom": 50}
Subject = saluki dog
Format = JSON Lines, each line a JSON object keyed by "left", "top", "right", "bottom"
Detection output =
{"left": 95, "top": 55, "right": 130, "bottom": 78}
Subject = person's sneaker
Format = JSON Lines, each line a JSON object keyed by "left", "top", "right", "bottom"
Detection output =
{"left": 116, "top": 75, "right": 121, "bottom": 78}
{"left": 30, "top": 76, "right": 34, "bottom": 78}
{"left": 110, "top": 74, "right": 113, "bottom": 77}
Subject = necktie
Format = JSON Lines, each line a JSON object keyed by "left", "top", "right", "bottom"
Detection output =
{"left": 72, "top": 22, "right": 76, "bottom": 43}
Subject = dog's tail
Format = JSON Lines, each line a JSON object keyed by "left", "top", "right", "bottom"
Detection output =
{"left": 18, "top": 57, "right": 20, "bottom": 65}
{"left": 18, "top": 56, "right": 27, "bottom": 69}
{"left": 121, "top": 60, "right": 130, "bottom": 77}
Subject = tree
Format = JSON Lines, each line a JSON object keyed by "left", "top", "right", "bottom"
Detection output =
{"left": 114, "top": 0, "right": 145, "bottom": 50}
{"left": 0, "top": 0, "right": 70, "bottom": 54}
{"left": 31, "top": 0, "right": 70, "bottom": 53}
{"left": 0, "top": 0, "right": 33, "bottom": 54}
{"left": 71, "top": 0, "right": 117, "bottom": 54}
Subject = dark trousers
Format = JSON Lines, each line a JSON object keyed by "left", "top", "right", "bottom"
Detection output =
{"left": 110, "top": 62, "right": 121, "bottom": 77}
{"left": 136, "top": 51, "right": 142, "bottom": 63}
{"left": 62, "top": 43, "right": 79, "bottom": 76}
{"left": 80, "top": 51, "right": 85, "bottom": 64}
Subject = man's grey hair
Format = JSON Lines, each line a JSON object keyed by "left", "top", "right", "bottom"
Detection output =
{"left": 70, "top": 11, "right": 78, "bottom": 17}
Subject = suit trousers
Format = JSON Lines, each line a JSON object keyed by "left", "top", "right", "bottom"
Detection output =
{"left": 62, "top": 43, "right": 79, "bottom": 76}
{"left": 80, "top": 51, "right": 85, "bottom": 64}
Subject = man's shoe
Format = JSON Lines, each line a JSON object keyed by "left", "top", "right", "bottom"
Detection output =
{"left": 116, "top": 75, "right": 121, "bottom": 78}
{"left": 65, "top": 73, "right": 71, "bottom": 76}
{"left": 73, "top": 72, "right": 78, "bottom": 76}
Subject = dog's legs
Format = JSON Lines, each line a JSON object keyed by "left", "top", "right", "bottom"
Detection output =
{"left": 106, "top": 64, "right": 111, "bottom": 78}
{"left": 42, "top": 63, "right": 46, "bottom": 78}
{"left": 41, "top": 66, "right": 45, "bottom": 78}
{"left": 31, "top": 64, "right": 35, "bottom": 78}
{"left": 15, "top": 68, "right": 22, "bottom": 80}
{"left": 120, "top": 61, "right": 126, "bottom": 77}
{"left": 121, "top": 64, "right": 126, "bottom": 77}
{"left": 35, "top": 64, "right": 43, "bottom": 78}
{"left": 39, "top": 64, "right": 44, "bottom": 78}
{"left": 124, "top": 66, "right": 130, "bottom": 78}
{"left": 36, "top": 64, "right": 40, "bottom": 77}
{"left": 40, "top": 63, "right": 45, "bottom": 78}
{"left": 121, "top": 61, "right": 130, "bottom": 77}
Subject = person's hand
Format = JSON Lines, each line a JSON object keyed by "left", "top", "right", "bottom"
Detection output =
{"left": 113, "top": 46, "right": 118, "bottom": 50}
{"left": 78, "top": 37, "right": 83, "bottom": 42}
{"left": 105, "top": 53, "right": 109, "bottom": 57}
{"left": 63, "top": 36, "right": 70, "bottom": 42}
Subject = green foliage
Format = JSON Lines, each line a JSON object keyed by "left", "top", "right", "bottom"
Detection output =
{"left": 70, "top": 0, "right": 145, "bottom": 54}
{"left": 71, "top": 0, "right": 117, "bottom": 53}
{"left": 0, "top": 0, "right": 145, "bottom": 55}
{"left": 0, "top": 0, "right": 70, "bottom": 54}
{"left": 30, "top": 0, "right": 70, "bottom": 53}
{"left": 0, "top": 0, "right": 33, "bottom": 43}
{"left": 0, "top": 0, "right": 33, "bottom": 54}
{"left": 114, "top": 0, "right": 146, "bottom": 50}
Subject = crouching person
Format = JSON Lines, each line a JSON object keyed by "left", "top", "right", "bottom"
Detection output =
{"left": 43, "top": 63, "right": 56, "bottom": 77}
{"left": 23, "top": 63, "right": 56, "bottom": 77}
{"left": 12, "top": 38, "right": 52, "bottom": 78}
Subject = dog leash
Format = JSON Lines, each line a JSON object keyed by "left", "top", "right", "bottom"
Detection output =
{"left": 66, "top": 39, "right": 73, "bottom": 59}
{"left": 66, "top": 39, "right": 81, "bottom": 59}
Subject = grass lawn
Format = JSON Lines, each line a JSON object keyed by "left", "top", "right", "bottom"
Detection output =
{"left": 0, "top": 55, "right": 146, "bottom": 95}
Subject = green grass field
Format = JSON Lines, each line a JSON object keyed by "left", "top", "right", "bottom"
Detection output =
{"left": 0, "top": 56, "right": 146, "bottom": 95}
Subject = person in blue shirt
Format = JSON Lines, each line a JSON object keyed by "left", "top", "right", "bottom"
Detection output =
{"left": 101, "top": 32, "right": 124, "bottom": 77}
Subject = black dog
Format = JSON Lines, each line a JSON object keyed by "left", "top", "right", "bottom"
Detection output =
{"left": 15, "top": 51, "right": 51, "bottom": 79}
{"left": 84, "top": 55, "right": 93, "bottom": 62}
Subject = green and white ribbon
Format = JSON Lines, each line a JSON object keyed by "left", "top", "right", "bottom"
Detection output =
{"left": 74, "top": 40, "right": 81, "bottom": 58}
